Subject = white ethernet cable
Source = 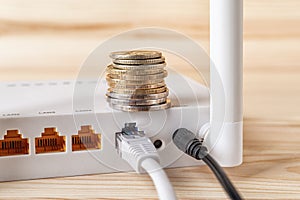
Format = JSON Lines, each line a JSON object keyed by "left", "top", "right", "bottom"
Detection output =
{"left": 115, "top": 123, "right": 177, "bottom": 200}
{"left": 141, "top": 158, "right": 177, "bottom": 200}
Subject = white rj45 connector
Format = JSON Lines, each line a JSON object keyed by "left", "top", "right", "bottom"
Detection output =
{"left": 115, "top": 123, "right": 177, "bottom": 200}
{"left": 115, "top": 123, "right": 160, "bottom": 173}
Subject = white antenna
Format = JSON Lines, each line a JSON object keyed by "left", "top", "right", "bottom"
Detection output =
{"left": 210, "top": 0, "right": 243, "bottom": 166}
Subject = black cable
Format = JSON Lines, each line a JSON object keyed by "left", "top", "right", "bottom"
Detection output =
{"left": 172, "top": 128, "right": 243, "bottom": 200}
{"left": 202, "top": 154, "right": 242, "bottom": 200}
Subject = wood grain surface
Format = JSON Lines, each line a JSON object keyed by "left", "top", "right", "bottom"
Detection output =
{"left": 0, "top": 0, "right": 300, "bottom": 199}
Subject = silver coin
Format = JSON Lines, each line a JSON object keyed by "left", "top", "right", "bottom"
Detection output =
{"left": 112, "top": 62, "right": 166, "bottom": 70}
{"left": 106, "top": 90, "right": 169, "bottom": 100}
{"left": 109, "top": 99, "right": 171, "bottom": 112}
{"left": 107, "top": 97, "right": 167, "bottom": 106}
{"left": 106, "top": 76, "right": 165, "bottom": 85}
{"left": 113, "top": 57, "right": 165, "bottom": 65}
{"left": 108, "top": 86, "right": 167, "bottom": 95}
{"left": 110, "top": 50, "right": 162, "bottom": 60}
{"left": 108, "top": 81, "right": 166, "bottom": 89}
{"left": 108, "top": 70, "right": 167, "bottom": 81}
{"left": 106, "top": 65, "right": 165, "bottom": 75}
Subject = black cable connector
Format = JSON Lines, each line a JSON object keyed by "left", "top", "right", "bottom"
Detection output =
{"left": 172, "top": 128, "right": 243, "bottom": 200}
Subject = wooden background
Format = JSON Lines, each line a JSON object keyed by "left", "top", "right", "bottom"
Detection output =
{"left": 0, "top": 0, "right": 300, "bottom": 199}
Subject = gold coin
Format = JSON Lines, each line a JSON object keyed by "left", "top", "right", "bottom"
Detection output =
{"left": 110, "top": 50, "right": 162, "bottom": 60}
{"left": 113, "top": 57, "right": 165, "bottom": 65}
{"left": 108, "top": 86, "right": 167, "bottom": 95}
{"left": 106, "top": 75, "right": 164, "bottom": 85}
{"left": 112, "top": 62, "right": 166, "bottom": 70}
{"left": 107, "top": 70, "right": 167, "bottom": 81}
{"left": 108, "top": 81, "right": 166, "bottom": 89}
{"left": 106, "top": 65, "right": 165, "bottom": 75}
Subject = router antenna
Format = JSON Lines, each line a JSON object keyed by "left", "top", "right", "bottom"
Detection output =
{"left": 210, "top": 0, "right": 243, "bottom": 166}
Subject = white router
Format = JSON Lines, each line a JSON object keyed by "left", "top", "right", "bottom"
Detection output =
{"left": 0, "top": 0, "right": 243, "bottom": 182}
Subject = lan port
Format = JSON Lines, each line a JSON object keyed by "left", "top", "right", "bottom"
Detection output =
{"left": 35, "top": 128, "right": 66, "bottom": 154}
{"left": 72, "top": 125, "right": 101, "bottom": 151}
{"left": 0, "top": 130, "right": 29, "bottom": 157}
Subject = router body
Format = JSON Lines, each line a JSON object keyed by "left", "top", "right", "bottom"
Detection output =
{"left": 0, "top": 74, "right": 241, "bottom": 182}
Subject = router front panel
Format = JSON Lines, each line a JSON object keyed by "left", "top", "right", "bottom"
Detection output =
{"left": 0, "top": 75, "right": 212, "bottom": 182}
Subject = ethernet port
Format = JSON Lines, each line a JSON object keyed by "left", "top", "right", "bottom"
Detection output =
{"left": 0, "top": 130, "right": 29, "bottom": 157}
{"left": 72, "top": 125, "right": 101, "bottom": 151}
{"left": 35, "top": 128, "right": 66, "bottom": 154}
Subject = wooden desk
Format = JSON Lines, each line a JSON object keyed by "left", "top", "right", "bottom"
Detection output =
{"left": 0, "top": 0, "right": 299, "bottom": 199}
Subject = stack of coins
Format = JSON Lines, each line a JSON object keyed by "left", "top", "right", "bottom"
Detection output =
{"left": 106, "top": 50, "right": 171, "bottom": 112}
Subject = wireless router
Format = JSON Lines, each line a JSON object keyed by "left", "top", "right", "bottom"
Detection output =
{"left": 0, "top": 0, "right": 243, "bottom": 182}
